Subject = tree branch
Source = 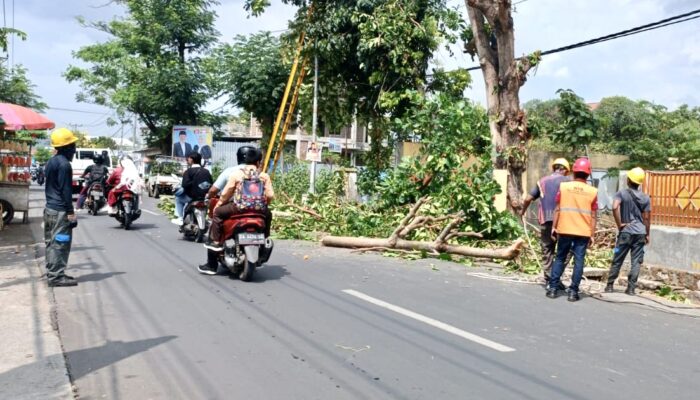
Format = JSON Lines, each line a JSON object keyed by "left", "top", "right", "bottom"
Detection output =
{"left": 435, "top": 211, "right": 465, "bottom": 246}
{"left": 389, "top": 196, "right": 429, "bottom": 245}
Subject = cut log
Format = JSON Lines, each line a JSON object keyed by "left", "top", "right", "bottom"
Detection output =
{"left": 321, "top": 236, "right": 525, "bottom": 260}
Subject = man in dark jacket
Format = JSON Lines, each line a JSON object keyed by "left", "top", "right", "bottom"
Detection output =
{"left": 76, "top": 154, "right": 109, "bottom": 209}
{"left": 44, "top": 128, "right": 79, "bottom": 287}
{"left": 172, "top": 152, "right": 212, "bottom": 225}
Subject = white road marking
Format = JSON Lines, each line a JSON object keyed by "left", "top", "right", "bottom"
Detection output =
{"left": 342, "top": 289, "right": 516, "bottom": 353}
{"left": 142, "top": 209, "right": 160, "bottom": 216}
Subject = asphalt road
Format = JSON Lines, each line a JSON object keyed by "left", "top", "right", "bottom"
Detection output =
{"left": 51, "top": 192, "right": 700, "bottom": 400}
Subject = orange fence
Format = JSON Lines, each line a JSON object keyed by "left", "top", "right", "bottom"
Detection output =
{"left": 644, "top": 171, "right": 700, "bottom": 228}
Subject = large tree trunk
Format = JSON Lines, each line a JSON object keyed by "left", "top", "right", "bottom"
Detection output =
{"left": 321, "top": 236, "right": 524, "bottom": 260}
{"left": 465, "top": 0, "right": 537, "bottom": 214}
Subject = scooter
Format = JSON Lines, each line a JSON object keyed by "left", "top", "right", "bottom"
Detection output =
{"left": 113, "top": 190, "right": 141, "bottom": 230}
{"left": 180, "top": 200, "right": 208, "bottom": 242}
{"left": 218, "top": 212, "right": 273, "bottom": 282}
{"left": 85, "top": 181, "right": 106, "bottom": 216}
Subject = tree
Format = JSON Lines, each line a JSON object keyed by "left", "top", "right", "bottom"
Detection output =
{"left": 65, "top": 0, "right": 224, "bottom": 151}
{"left": 244, "top": 0, "right": 460, "bottom": 185}
{"left": 551, "top": 89, "right": 598, "bottom": 154}
{"left": 213, "top": 32, "right": 289, "bottom": 146}
{"left": 91, "top": 136, "right": 119, "bottom": 149}
{"left": 0, "top": 27, "right": 25, "bottom": 53}
{"left": 33, "top": 147, "right": 52, "bottom": 164}
{"left": 0, "top": 64, "right": 47, "bottom": 112}
{"left": 463, "top": 0, "right": 540, "bottom": 213}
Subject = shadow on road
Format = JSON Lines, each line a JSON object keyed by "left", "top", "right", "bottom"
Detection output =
{"left": 251, "top": 264, "right": 289, "bottom": 282}
{"left": 78, "top": 271, "right": 126, "bottom": 283}
{"left": 0, "top": 336, "right": 176, "bottom": 398}
{"left": 66, "top": 336, "right": 177, "bottom": 380}
{"left": 108, "top": 223, "right": 159, "bottom": 231}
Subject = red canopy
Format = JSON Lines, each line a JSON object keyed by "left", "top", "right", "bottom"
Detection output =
{"left": 0, "top": 103, "right": 55, "bottom": 131}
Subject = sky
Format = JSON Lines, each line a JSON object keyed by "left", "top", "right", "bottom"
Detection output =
{"left": 6, "top": 0, "right": 700, "bottom": 140}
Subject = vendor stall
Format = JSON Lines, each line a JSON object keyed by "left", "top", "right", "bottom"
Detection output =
{"left": 0, "top": 103, "right": 55, "bottom": 225}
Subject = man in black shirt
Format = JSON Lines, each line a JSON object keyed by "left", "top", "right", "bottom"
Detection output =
{"left": 44, "top": 128, "right": 79, "bottom": 287}
{"left": 76, "top": 154, "right": 109, "bottom": 209}
{"left": 172, "top": 152, "right": 212, "bottom": 225}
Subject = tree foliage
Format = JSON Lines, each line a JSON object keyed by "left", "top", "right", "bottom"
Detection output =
{"left": 243, "top": 0, "right": 461, "bottom": 185}
{"left": 551, "top": 89, "right": 598, "bottom": 154}
{"left": 91, "top": 136, "right": 119, "bottom": 149}
{"left": 212, "top": 32, "right": 290, "bottom": 147}
{"left": 33, "top": 147, "right": 52, "bottom": 164}
{"left": 65, "top": 0, "right": 224, "bottom": 150}
{"left": 0, "top": 64, "right": 47, "bottom": 112}
{"left": 527, "top": 94, "right": 700, "bottom": 171}
{"left": 0, "top": 27, "right": 26, "bottom": 53}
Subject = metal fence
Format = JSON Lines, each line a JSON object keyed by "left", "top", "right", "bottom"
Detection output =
{"left": 644, "top": 171, "right": 700, "bottom": 229}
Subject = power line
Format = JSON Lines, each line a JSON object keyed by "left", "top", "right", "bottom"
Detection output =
{"left": 453, "top": 7, "right": 700, "bottom": 72}
{"left": 47, "top": 106, "right": 112, "bottom": 115}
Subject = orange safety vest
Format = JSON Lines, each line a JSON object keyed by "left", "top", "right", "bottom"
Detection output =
{"left": 556, "top": 180, "right": 598, "bottom": 237}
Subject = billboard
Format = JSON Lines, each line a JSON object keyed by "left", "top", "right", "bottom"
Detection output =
{"left": 172, "top": 125, "right": 213, "bottom": 162}
{"left": 305, "top": 141, "right": 322, "bottom": 162}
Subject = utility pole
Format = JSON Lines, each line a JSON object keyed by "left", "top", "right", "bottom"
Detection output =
{"left": 309, "top": 55, "right": 318, "bottom": 194}
{"left": 132, "top": 113, "right": 138, "bottom": 150}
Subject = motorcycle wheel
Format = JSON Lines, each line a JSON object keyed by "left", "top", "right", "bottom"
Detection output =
{"left": 91, "top": 200, "right": 99, "bottom": 216}
{"left": 238, "top": 258, "right": 257, "bottom": 282}
{"left": 123, "top": 212, "right": 132, "bottom": 230}
{"left": 153, "top": 185, "right": 160, "bottom": 199}
{"left": 195, "top": 227, "right": 205, "bottom": 243}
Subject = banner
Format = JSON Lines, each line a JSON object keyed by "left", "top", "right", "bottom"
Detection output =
{"left": 328, "top": 139, "right": 343, "bottom": 153}
{"left": 305, "top": 141, "right": 322, "bottom": 162}
{"left": 172, "top": 126, "right": 213, "bottom": 162}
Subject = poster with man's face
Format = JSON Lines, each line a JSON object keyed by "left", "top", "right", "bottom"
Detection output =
{"left": 172, "top": 126, "right": 213, "bottom": 161}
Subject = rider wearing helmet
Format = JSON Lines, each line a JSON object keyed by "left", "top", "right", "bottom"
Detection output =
{"left": 198, "top": 146, "right": 274, "bottom": 275}
{"left": 521, "top": 158, "right": 572, "bottom": 287}
{"left": 548, "top": 157, "right": 598, "bottom": 302}
{"left": 77, "top": 154, "right": 109, "bottom": 209}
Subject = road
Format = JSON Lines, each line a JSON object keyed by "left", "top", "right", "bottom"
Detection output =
{"left": 50, "top": 191, "right": 700, "bottom": 400}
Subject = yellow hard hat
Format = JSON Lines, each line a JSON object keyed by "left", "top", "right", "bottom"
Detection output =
{"left": 50, "top": 128, "right": 78, "bottom": 148}
{"left": 628, "top": 167, "right": 645, "bottom": 185}
{"left": 551, "top": 158, "right": 570, "bottom": 171}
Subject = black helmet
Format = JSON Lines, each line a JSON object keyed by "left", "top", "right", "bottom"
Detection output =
{"left": 237, "top": 146, "right": 261, "bottom": 165}
{"left": 94, "top": 154, "right": 105, "bottom": 165}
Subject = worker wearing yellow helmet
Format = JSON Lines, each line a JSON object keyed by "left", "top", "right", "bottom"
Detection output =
{"left": 43, "top": 127, "right": 80, "bottom": 287}
{"left": 605, "top": 167, "right": 651, "bottom": 295}
{"left": 521, "top": 157, "right": 572, "bottom": 288}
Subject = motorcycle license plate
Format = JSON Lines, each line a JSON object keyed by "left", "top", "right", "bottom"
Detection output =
{"left": 91, "top": 191, "right": 103, "bottom": 198}
{"left": 237, "top": 232, "right": 265, "bottom": 245}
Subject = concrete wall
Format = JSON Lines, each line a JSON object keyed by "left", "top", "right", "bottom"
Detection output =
{"left": 645, "top": 225, "right": 700, "bottom": 272}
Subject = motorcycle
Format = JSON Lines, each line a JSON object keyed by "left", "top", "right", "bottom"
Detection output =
{"left": 180, "top": 199, "right": 208, "bottom": 242}
{"left": 85, "top": 181, "right": 106, "bottom": 216}
{"left": 36, "top": 170, "right": 45, "bottom": 186}
{"left": 113, "top": 190, "right": 141, "bottom": 230}
{"left": 218, "top": 212, "right": 273, "bottom": 282}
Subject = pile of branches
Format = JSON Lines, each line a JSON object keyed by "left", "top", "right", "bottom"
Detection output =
{"left": 274, "top": 194, "right": 524, "bottom": 261}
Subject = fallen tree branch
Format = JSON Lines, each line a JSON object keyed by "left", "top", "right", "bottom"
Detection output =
{"left": 389, "top": 196, "right": 428, "bottom": 245}
{"left": 445, "top": 231, "right": 485, "bottom": 240}
{"left": 321, "top": 236, "right": 525, "bottom": 260}
{"left": 435, "top": 211, "right": 465, "bottom": 247}
{"left": 280, "top": 193, "right": 323, "bottom": 220}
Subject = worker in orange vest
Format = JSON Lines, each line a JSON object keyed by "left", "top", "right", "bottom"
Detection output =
{"left": 547, "top": 158, "right": 598, "bottom": 302}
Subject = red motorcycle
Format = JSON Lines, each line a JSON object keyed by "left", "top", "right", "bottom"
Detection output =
{"left": 218, "top": 212, "right": 273, "bottom": 282}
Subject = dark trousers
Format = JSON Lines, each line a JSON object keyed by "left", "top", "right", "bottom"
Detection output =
{"left": 43, "top": 208, "right": 73, "bottom": 283}
{"left": 550, "top": 235, "right": 589, "bottom": 293}
{"left": 540, "top": 222, "right": 572, "bottom": 280}
{"left": 607, "top": 233, "right": 646, "bottom": 288}
{"left": 209, "top": 203, "right": 272, "bottom": 243}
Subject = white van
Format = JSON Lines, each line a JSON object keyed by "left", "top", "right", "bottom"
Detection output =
{"left": 71, "top": 148, "right": 115, "bottom": 194}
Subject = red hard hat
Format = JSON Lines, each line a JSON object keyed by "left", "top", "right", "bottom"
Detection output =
{"left": 572, "top": 157, "right": 592, "bottom": 175}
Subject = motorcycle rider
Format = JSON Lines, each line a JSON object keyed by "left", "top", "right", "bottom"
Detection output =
{"left": 172, "top": 151, "right": 213, "bottom": 225}
{"left": 105, "top": 156, "right": 143, "bottom": 215}
{"left": 76, "top": 154, "right": 109, "bottom": 209}
{"left": 198, "top": 146, "right": 273, "bottom": 275}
